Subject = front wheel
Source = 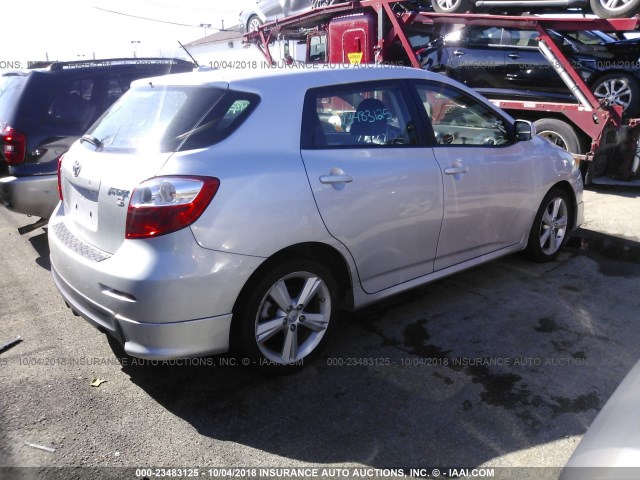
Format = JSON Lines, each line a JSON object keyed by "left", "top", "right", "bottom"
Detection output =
{"left": 234, "top": 259, "right": 338, "bottom": 372}
{"left": 590, "top": 0, "right": 640, "bottom": 18}
{"left": 592, "top": 73, "right": 640, "bottom": 117}
{"left": 525, "top": 188, "right": 572, "bottom": 262}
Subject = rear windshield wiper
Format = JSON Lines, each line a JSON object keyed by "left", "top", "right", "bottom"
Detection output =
{"left": 80, "top": 134, "right": 102, "bottom": 149}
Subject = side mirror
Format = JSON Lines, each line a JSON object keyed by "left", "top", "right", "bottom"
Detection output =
{"left": 514, "top": 120, "right": 535, "bottom": 142}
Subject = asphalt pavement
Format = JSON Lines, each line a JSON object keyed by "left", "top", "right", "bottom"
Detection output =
{"left": 1, "top": 186, "right": 639, "bottom": 480}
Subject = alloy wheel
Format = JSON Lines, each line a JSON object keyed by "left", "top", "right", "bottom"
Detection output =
{"left": 594, "top": 78, "right": 633, "bottom": 111}
{"left": 254, "top": 271, "right": 332, "bottom": 364}
{"left": 539, "top": 197, "right": 569, "bottom": 256}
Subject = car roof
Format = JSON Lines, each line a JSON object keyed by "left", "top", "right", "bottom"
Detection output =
{"left": 131, "top": 64, "right": 458, "bottom": 91}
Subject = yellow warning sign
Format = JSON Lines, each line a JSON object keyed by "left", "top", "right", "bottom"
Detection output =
{"left": 347, "top": 52, "right": 363, "bottom": 65}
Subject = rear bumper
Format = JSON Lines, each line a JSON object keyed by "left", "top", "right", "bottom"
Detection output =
{"left": 49, "top": 212, "right": 266, "bottom": 360}
{"left": 52, "top": 264, "right": 234, "bottom": 359}
{"left": 0, "top": 174, "right": 59, "bottom": 219}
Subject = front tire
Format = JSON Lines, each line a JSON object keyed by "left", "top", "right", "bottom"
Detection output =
{"left": 525, "top": 188, "right": 572, "bottom": 262}
{"left": 234, "top": 259, "right": 338, "bottom": 372}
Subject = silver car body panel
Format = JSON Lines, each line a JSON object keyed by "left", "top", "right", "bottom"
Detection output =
{"left": 0, "top": 174, "right": 58, "bottom": 219}
{"left": 49, "top": 66, "right": 583, "bottom": 360}
{"left": 301, "top": 147, "right": 444, "bottom": 294}
{"left": 561, "top": 360, "right": 640, "bottom": 479}
{"left": 432, "top": 142, "right": 535, "bottom": 270}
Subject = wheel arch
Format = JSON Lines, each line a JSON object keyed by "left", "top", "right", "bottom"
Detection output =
{"left": 587, "top": 69, "right": 640, "bottom": 91}
{"left": 587, "top": 70, "right": 640, "bottom": 115}
{"left": 231, "top": 241, "right": 354, "bottom": 319}
{"left": 547, "top": 180, "right": 578, "bottom": 230}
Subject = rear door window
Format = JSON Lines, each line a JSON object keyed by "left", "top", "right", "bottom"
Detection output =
{"left": 301, "top": 82, "right": 418, "bottom": 148}
{"left": 47, "top": 78, "right": 96, "bottom": 124}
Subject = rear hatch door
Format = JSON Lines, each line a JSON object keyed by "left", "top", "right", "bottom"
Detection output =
{"left": 60, "top": 82, "right": 228, "bottom": 254}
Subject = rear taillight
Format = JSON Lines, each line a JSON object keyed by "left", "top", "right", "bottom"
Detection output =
{"left": 125, "top": 176, "right": 220, "bottom": 239}
{"left": 1, "top": 125, "right": 27, "bottom": 165}
{"left": 57, "top": 155, "right": 65, "bottom": 201}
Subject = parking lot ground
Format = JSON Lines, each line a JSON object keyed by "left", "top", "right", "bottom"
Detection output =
{"left": 0, "top": 186, "right": 639, "bottom": 479}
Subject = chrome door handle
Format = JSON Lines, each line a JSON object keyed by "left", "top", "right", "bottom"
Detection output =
{"left": 444, "top": 167, "right": 468, "bottom": 175}
{"left": 453, "top": 50, "right": 465, "bottom": 56}
{"left": 508, "top": 53, "right": 522, "bottom": 59}
{"left": 320, "top": 174, "right": 354, "bottom": 184}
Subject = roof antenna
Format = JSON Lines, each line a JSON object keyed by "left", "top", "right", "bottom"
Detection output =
{"left": 178, "top": 40, "right": 199, "bottom": 68}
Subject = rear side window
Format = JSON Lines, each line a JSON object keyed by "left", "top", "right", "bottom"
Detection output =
{"left": 0, "top": 74, "right": 27, "bottom": 121}
{"left": 86, "top": 85, "right": 259, "bottom": 153}
{"left": 47, "top": 78, "right": 96, "bottom": 124}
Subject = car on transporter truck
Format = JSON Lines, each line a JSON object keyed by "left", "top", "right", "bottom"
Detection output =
{"left": 430, "top": 0, "right": 640, "bottom": 19}
{"left": 418, "top": 24, "right": 640, "bottom": 153}
{"left": 243, "top": 0, "right": 640, "bottom": 184}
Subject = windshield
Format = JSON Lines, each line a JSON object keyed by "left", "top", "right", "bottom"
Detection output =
{"left": 86, "top": 85, "right": 259, "bottom": 153}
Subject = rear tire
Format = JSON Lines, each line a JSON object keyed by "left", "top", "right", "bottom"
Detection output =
{"left": 534, "top": 118, "right": 582, "bottom": 154}
{"left": 233, "top": 259, "right": 338, "bottom": 373}
{"left": 432, "top": 0, "right": 472, "bottom": 13}
{"left": 590, "top": 0, "right": 640, "bottom": 18}
{"left": 525, "top": 188, "right": 572, "bottom": 262}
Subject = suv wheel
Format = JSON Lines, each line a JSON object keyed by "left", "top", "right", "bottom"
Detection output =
{"left": 592, "top": 73, "right": 640, "bottom": 116}
{"left": 234, "top": 259, "right": 338, "bottom": 372}
{"left": 590, "top": 0, "right": 640, "bottom": 18}
{"left": 432, "top": 0, "right": 472, "bottom": 13}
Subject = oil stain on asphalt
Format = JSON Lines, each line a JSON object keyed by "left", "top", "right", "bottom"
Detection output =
{"left": 565, "top": 228, "right": 640, "bottom": 277}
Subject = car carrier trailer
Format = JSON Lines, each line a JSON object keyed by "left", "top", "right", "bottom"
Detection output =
{"left": 243, "top": 0, "right": 640, "bottom": 186}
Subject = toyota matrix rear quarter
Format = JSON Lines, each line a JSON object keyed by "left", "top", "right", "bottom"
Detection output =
{"left": 49, "top": 66, "right": 583, "bottom": 371}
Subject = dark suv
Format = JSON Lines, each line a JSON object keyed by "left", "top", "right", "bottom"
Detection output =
{"left": 0, "top": 58, "right": 194, "bottom": 224}
{"left": 420, "top": 26, "right": 640, "bottom": 116}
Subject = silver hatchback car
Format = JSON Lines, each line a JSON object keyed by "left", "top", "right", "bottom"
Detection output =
{"left": 49, "top": 66, "right": 583, "bottom": 371}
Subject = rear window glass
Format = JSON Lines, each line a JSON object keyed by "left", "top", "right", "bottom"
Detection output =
{"left": 0, "top": 74, "right": 27, "bottom": 121}
{"left": 86, "top": 85, "right": 259, "bottom": 153}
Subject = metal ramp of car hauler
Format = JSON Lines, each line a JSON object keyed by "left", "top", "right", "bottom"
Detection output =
{"left": 243, "top": 0, "right": 640, "bottom": 186}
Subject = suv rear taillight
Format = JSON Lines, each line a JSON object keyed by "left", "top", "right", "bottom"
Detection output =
{"left": 1, "top": 125, "right": 27, "bottom": 165}
{"left": 125, "top": 176, "right": 220, "bottom": 239}
{"left": 57, "top": 155, "right": 65, "bottom": 201}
